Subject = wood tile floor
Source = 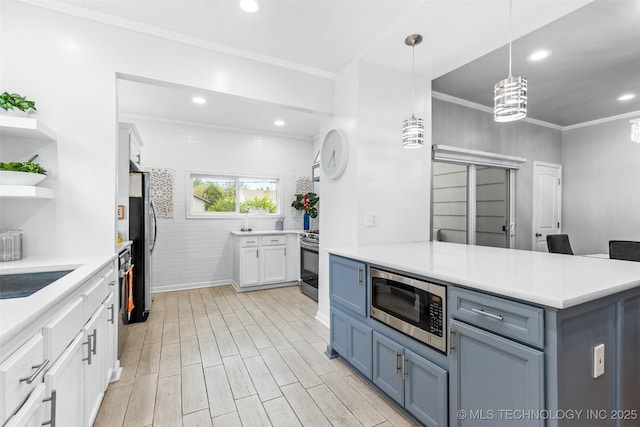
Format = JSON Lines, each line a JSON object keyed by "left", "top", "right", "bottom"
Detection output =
{"left": 94, "top": 285, "right": 416, "bottom": 427}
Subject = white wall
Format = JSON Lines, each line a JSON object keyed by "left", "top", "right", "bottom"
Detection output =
{"left": 130, "top": 119, "right": 313, "bottom": 291}
{"left": 0, "top": 0, "right": 333, "bottom": 258}
{"left": 432, "top": 98, "right": 563, "bottom": 250}
{"left": 317, "top": 60, "right": 431, "bottom": 324}
{"left": 562, "top": 118, "right": 640, "bottom": 254}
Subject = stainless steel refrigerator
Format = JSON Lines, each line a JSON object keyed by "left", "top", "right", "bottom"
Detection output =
{"left": 127, "top": 170, "right": 156, "bottom": 323}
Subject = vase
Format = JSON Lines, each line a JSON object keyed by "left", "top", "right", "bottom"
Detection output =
{"left": 303, "top": 213, "right": 310, "bottom": 230}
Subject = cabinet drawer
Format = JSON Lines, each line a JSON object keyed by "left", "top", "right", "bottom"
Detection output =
{"left": 261, "top": 235, "right": 286, "bottom": 246}
{"left": 240, "top": 236, "right": 259, "bottom": 247}
{"left": 450, "top": 287, "right": 544, "bottom": 348}
{"left": 0, "top": 334, "right": 46, "bottom": 425}
{"left": 43, "top": 297, "right": 84, "bottom": 363}
{"left": 82, "top": 274, "right": 107, "bottom": 319}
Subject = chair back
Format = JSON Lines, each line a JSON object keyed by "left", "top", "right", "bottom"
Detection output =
{"left": 547, "top": 234, "right": 574, "bottom": 255}
{"left": 609, "top": 240, "right": 640, "bottom": 262}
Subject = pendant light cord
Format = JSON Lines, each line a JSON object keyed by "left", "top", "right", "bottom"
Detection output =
{"left": 508, "top": 0, "right": 513, "bottom": 78}
{"left": 411, "top": 44, "right": 415, "bottom": 114}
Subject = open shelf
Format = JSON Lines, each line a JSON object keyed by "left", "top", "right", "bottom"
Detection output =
{"left": 0, "top": 116, "right": 56, "bottom": 141}
{"left": 0, "top": 185, "right": 54, "bottom": 199}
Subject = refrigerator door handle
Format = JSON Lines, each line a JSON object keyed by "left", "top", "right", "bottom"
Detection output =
{"left": 150, "top": 200, "right": 158, "bottom": 253}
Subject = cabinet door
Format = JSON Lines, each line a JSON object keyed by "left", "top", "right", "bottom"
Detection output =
{"left": 43, "top": 333, "right": 85, "bottom": 427}
{"left": 404, "top": 348, "right": 448, "bottom": 427}
{"left": 104, "top": 291, "right": 117, "bottom": 384}
{"left": 348, "top": 318, "right": 372, "bottom": 379}
{"left": 329, "top": 256, "right": 367, "bottom": 317}
{"left": 330, "top": 309, "right": 349, "bottom": 357}
{"left": 372, "top": 331, "right": 404, "bottom": 405}
{"left": 240, "top": 247, "right": 260, "bottom": 287}
{"left": 3, "top": 383, "right": 45, "bottom": 427}
{"left": 261, "top": 245, "right": 287, "bottom": 284}
{"left": 449, "top": 320, "right": 544, "bottom": 427}
{"left": 84, "top": 304, "right": 107, "bottom": 427}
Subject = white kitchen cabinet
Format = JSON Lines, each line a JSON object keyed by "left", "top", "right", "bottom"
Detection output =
{"left": 3, "top": 384, "right": 46, "bottom": 427}
{"left": 43, "top": 334, "right": 85, "bottom": 427}
{"left": 261, "top": 245, "right": 287, "bottom": 284}
{"left": 104, "top": 291, "right": 117, "bottom": 384}
{"left": 83, "top": 304, "right": 107, "bottom": 427}
{"left": 0, "top": 334, "right": 47, "bottom": 424}
{"left": 232, "top": 233, "right": 295, "bottom": 290}
{"left": 120, "top": 122, "right": 143, "bottom": 167}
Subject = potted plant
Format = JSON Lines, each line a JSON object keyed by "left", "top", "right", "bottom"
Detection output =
{"left": 0, "top": 92, "right": 37, "bottom": 116}
{"left": 0, "top": 155, "right": 47, "bottom": 186}
{"left": 291, "top": 192, "right": 319, "bottom": 230}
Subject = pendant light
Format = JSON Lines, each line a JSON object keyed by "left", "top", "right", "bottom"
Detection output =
{"left": 631, "top": 119, "right": 640, "bottom": 143}
{"left": 494, "top": 0, "right": 527, "bottom": 122}
{"left": 403, "top": 34, "right": 424, "bottom": 148}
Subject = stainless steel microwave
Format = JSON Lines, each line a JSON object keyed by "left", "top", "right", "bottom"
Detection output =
{"left": 370, "top": 268, "right": 446, "bottom": 353}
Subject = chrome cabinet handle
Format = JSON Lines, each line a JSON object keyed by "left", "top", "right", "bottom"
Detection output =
{"left": 402, "top": 356, "right": 408, "bottom": 378}
{"left": 535, "top": 233, "right": 542, "bottom": 237}
{"left": 448, "top": 327, "right": 456, "bottom": 355}
{"left": 394, "top": 352, "right": 401, "bottom": 374}
{"left": 471, "top": 308, "right": 504, "bottom": 321}
{"left": 284, "top": 248, "right": 287, "bottom": 256}
{"left": 19, "top": 360, "right": 50, "bottom": 384}
{"left": 108, "top": 304, "right": 115, "bottom": 324}
{"left": 42, "top": 389, "right": 57, "bottom": 427}
{"left": 108, "top": 280, "right": 115, "bottom": 286}
{"left": 256, "top": 249, "right": 259, "bottom": 258}
{"left": 82, "top": 338, "right": 92, "bottom": 365}
{"left": 91, "top": 328, "right": 97, "bottom": 355}
{"left": 357, "top": 267, "right": 363, "bottom": 285}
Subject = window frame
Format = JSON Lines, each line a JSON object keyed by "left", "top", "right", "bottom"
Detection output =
{"left": 186, "top": 171, "right": 282, "bottom": 219}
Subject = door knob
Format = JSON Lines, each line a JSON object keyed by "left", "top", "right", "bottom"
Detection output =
{"left": 535, "top": 233, "right": 542, "bottom": 237}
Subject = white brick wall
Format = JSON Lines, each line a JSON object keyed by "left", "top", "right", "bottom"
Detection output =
{"left": 131, "top": 119, "right": 314, "bottom": 292}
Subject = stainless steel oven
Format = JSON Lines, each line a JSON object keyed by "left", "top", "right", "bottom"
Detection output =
{"left": 370, "top": 268, "right": 446, "bottom": 352}
{"left": 299, "top": 231, "right": 319, "bottom": 301}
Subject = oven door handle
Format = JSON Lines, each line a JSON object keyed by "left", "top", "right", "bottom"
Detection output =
{"left": 300, "top": 241, "right": 319, "bottom": 251}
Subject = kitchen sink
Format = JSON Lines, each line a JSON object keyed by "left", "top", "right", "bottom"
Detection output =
{"left": 0, "top": 270, "right": 75, "bottom": 299}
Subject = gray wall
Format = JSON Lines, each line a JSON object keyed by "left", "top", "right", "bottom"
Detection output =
{"left": 432, "top": 98, "right": 563, "bottom": 250}
{"left": 562, "top": 118, "right": 640, "bottom": 255}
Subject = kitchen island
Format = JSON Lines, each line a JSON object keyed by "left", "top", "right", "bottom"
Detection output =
{"left": 327, "top": 242, "right": 640, "bottom": 427}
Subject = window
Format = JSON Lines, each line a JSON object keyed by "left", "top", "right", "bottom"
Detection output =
{"left": 188, "top": 173, "right": 280, "bottom": 217}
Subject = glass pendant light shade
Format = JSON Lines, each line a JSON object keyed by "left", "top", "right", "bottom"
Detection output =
{"left": 403, "top": 114, "right": 425, "bottom": 148}
{"left": 494, "top": 76, "right": 528, "bottom": 122}
{"left": 403, "top": 34, "right": 424, "bottom": 148}
{"left": 631, "top": 119, "right": 640, "bottom": 143}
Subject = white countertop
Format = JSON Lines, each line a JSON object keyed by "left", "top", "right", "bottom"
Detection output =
{"left": 230, "top": 229, "right": 305, "bottom": 236}
{"left": 0, "top": 254, "right": 116, "bottom": 348}
{"left": 327, "top": 241, "right": 640, "bottom": 309}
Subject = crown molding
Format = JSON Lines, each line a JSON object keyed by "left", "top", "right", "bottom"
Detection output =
{"left": 119, "top": 114, "right": 313, "bottom": 142}
{"left": 17, "top": 0, "right": 337, "bottom": 81}
{"left": 562, "top": 110, "right": 640, "bottom": 131}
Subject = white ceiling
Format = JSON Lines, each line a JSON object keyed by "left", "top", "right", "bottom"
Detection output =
{"left": 45, "top": 0, "right": 594, "bottom": 136}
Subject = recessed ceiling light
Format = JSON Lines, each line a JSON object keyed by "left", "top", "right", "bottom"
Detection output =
{"left": 192, "top": 97, "right": 206, "bottom": 104}
{"left": 274, "top": 120, "right": 285, "bottom": 127}
{"left": 617, "top": 93, "right": 637, "bottom": 102}
{"left": 239, "top": 0, "right": 261, "bottom": 13}
{"left": 527, "top": 49, "right": 552, "bottom": 62}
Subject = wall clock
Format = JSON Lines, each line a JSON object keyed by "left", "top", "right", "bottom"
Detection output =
{"left": 321, "top": 129, "right": 348, "bottom": 180}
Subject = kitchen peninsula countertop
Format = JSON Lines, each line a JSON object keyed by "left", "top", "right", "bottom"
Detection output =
{"left": 327, "top": 241, "right": 640, "bottom": 309}
{"left": 0, "top": 254, "right": 116, "bottom": 349}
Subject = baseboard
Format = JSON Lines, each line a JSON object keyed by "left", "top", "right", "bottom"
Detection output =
{"left": 151, "top": 279, "right": 232, "bottom": 293}
{"left": 231, "top": 280, "right": 299, "bottom": 293}
{"left": 315, "top": 310, "right": 330, "bottom": 328}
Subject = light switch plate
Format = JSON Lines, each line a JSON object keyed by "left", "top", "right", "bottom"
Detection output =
{"left": 593, "top": 344, "right": 605, "bottom": 378}
{"left": 365, "top": 212, "right": 378, "bottom": 228}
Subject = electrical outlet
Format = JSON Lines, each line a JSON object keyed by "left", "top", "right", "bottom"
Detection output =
{"left": 593, "top": 344, "right": 605, "bottom": 378}
{"left": 365, "top": 212, "right": 378, "bottom": 228}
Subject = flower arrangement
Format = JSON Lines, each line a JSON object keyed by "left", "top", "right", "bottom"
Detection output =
{"left": 291, "top": 192, "right": 319, "bottom": 218}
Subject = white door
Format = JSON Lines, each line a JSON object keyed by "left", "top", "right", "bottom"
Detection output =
{"left": 240, "top": 247, "right": 260, "bottom": 287}
{"left": 532, "top": 162, "right": 562, "bottom": 252}
{"left": 44, "top": 333, "right": 85, "bottom": 427}
{"left": 261, "top": 246, "right": 287, "bottom": 284}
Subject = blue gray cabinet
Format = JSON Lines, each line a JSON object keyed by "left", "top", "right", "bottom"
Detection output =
{"left": 373, "top": 331, "right": 448, "bottom": 427}
{"left": 329, "top": 255, "right": 366, "bottom": 317}
{"left": 330, "top": 307, "right": 372, "bottom": 379}
{"left": 449, "top": 319, "right": 544, "bottom": 427}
